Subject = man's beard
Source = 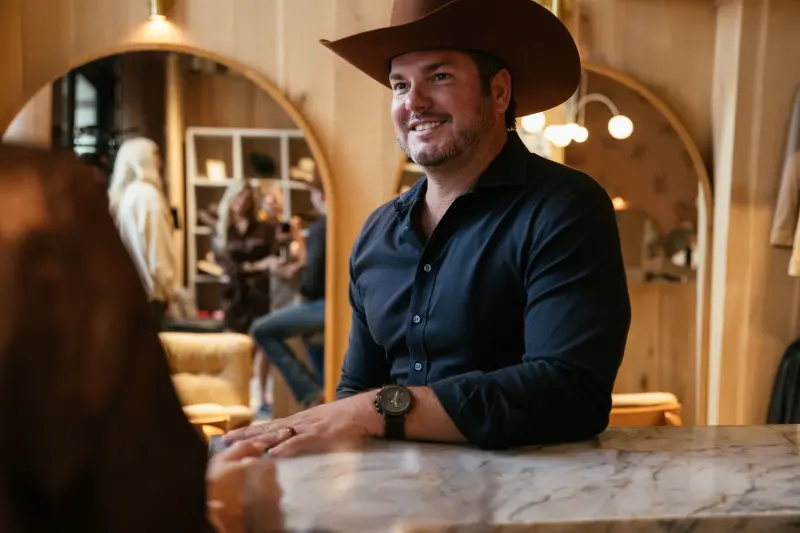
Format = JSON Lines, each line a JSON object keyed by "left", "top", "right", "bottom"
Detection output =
{"left": 399, "top": 99, "right": 495, "bottom": 168}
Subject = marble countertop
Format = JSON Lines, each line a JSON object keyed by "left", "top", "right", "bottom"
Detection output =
{"left": 272, "top": 425, "right": 800, "bottom": 533}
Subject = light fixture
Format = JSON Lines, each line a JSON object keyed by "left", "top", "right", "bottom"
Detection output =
{"left": 608, "top": 114, "right": 634, "bottom": 140}
{"left": 572, "top": 126, "right": 589, "bottom": 143}
{"left": 544, "top": 124, "right": 573, "bottom": 148}
{"left": 535, "top": 69, "right": 634, "bottom": 147}
{"left": 611, "top": 196, "right": 630, "bottom": 211}
{"left": 149, "top": 0, "right": 174, "bottom": 21}
{"left": 521, "top": 112, "right": 546, "bottom": 133}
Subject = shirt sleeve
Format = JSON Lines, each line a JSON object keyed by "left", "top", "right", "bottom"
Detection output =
{"left": 429, "top": 180, "right": 631, "bottom": 449}
{"left": 299, "top": 218, "right": 327, "bottom": 301}
{"left": 336, "top": 253, "right": 392, "bottom": 399}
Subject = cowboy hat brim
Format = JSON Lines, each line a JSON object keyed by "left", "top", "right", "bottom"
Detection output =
{"left": 319, "top": 0, "right": 581, "bottom": 117}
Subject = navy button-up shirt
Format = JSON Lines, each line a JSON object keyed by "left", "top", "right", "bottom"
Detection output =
{"left": 338, "top": 132, "right": 631, "bottom": 449}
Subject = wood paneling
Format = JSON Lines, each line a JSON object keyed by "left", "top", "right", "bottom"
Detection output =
{"left": 574, "top": 0, "right": 717, "bottom": 165}
{"left": 183, "top": 71, "right": 296, "bottom": 129}
{"left": 709, "top": 0, "right": 800, "bottom": 425}
{"left": 618, "top": 282, "right": 697, "bottom": 425}
{"left": 120, "top": 53, "right": 167, "bottom": 153}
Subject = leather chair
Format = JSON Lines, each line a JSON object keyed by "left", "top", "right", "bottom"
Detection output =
{"left": 159, "top": 332, "right": 254, "bottom": 429}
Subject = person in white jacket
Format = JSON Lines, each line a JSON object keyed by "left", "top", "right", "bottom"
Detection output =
{"left": 108, "top": 137, "right": 177, "bottom": 329}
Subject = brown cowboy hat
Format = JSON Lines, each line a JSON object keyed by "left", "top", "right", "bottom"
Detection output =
{"left": 320, "top": 0, "right": 581, "bottom": 117}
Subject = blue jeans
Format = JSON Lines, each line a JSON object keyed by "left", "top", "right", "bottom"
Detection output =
{"left": 250, "top": 299, "right": 325, "bottom": 405}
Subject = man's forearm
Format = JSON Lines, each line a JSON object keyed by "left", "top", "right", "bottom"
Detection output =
{"left": 357, "top": 387, "right": 466, "bottom": 443}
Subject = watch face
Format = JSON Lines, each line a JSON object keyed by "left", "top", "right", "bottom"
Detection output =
{"left": 379, "top": 385, "right": 411, "bottom": 415}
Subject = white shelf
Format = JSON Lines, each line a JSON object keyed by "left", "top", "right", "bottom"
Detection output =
{"left": 185, "top": 126, "right": 312, "bottom": 312}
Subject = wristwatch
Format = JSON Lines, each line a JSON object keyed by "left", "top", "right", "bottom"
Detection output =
{"left": 374, "top": 384, "right": 412, "bottom": 440}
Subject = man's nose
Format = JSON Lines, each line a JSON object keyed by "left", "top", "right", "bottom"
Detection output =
{"left": 405, "top": 83, "right": 432, "bottom": 113}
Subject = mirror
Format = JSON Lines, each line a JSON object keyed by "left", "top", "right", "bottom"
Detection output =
{"left": 8, "top": 50, "right": 330, "bottom": 424}
{"left": 558, "top": 68, "right": 699, "bottom": 284}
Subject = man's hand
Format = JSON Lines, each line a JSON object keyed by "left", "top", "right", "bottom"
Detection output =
{"left": 222, "top": 393, "right": 383, "bottom": 458}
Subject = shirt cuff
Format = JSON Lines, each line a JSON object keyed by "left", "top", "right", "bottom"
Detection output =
{"left": 428, "top": 371, "right": 498, "bottom": 449}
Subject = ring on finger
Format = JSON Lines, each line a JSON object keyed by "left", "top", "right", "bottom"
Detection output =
{"left": 284, "top": 426, "right": 297, "bottom": 439}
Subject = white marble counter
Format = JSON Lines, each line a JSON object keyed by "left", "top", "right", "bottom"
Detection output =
{"left": 272, "top": 425, "right": 800, "bottom": 533}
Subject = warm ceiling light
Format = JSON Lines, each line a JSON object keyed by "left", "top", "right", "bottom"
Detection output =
{"left": 608, "top": 115, "right": 634, "bottom": 140}
{"left": 149, "top": 0, "right": 174, "bottom": 21}
{"left": 611, "top": 196, "right": 630, "bottom": 211}
{"left": 521, "top": 113, "right": 546, "bottom": 133}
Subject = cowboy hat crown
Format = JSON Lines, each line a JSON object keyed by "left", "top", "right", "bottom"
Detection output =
{"left": 320, "top": 0, "right": 581, "bottom": 117}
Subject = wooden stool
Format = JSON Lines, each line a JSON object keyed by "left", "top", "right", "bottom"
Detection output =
{"left": 609, "top": 392, "right": 683, "bottom": 427}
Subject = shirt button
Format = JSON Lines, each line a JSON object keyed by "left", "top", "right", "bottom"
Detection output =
{"left": 423, "top": 264, "right": 432, "bottom": 272}
{"left": 412, "top": 314, "right": 421, "bottom": 324}
{"left": 414, "top": 362, "right": 423, "bottom": 371}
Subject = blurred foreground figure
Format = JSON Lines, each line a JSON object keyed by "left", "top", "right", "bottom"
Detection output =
{"left": 0, "top": 144, "right": 280, "bottom": 533}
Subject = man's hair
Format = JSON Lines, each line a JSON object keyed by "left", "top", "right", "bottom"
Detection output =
{"left": 466, "top": 50, "right": 517, "bottom": 130}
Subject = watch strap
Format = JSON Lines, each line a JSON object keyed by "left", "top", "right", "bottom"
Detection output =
{"left": 384, "top": 414, "right": 406, "bottom": 440}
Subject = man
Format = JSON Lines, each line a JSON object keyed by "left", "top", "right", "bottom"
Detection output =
{"left": 248, "top": 170, "right": 327, "bottom": 409}
{"left": 225, "top": 0, "right": 630, "bottom": 455}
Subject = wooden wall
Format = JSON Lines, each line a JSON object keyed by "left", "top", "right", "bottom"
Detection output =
{"left": 1, "top": 0, "right": 795, "bottom": 423}
{"left": 573, "top": 0, "right": 718, "bottom": 166}
{"left": 119, "top": 52, "right": 167, "bottom": 154}
{"left": 617, "top": 282, "right": 697, "bottom": 425}
{"left": 183, "top": 70, "right": 296, "bottom": 130}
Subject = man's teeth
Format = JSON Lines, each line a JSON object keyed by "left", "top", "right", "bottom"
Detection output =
{"left": 413, "top": 121, "right": 442, "bottom": 132}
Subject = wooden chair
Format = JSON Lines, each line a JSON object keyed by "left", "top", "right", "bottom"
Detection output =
{"left": 609, "top": 392, "right": 683, "bottom": 427}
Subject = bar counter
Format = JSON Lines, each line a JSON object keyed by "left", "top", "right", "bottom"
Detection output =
{"left": 273, "top": 425, "right": 800, "bottom": 532}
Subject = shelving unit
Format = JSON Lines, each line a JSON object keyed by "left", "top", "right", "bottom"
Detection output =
{"left": 185, "top": 126, "right": 315, "bottom": 315}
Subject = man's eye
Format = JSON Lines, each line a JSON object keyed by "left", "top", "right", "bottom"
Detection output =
{"left": 393, "top": 83, "right": 407, "bottom": 91}
{"left": 434, "top": 73, "right": 452, "bottom": 81}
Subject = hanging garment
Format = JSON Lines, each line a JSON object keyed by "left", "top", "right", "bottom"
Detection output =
{"left": 770, "top": 87, "right": 800, "bottom": 275}
{"left": 767, "top": 337, "right": 800, "bottom": 424}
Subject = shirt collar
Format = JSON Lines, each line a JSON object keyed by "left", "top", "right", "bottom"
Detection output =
{"left": 393, "top": 130, "right": 531, "bottom": 215}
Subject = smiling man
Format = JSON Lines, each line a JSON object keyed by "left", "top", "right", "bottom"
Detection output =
{"left": 224, "top": 0, "right": 631, "bottom": 455}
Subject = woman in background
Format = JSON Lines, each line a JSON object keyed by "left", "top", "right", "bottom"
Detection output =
{"left": 108, "top": 137, "right": 177, "bottom": 329}
{"left": 215, "top": 180, "right": 277, "bottom": 416}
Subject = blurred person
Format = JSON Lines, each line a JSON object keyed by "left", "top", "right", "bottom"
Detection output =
{"left": 108, "top": 137, "right": 177, "bottom": 330}
{"left": 248, "top": 171, "right": 327, "bottom": 409}
{"left": 214, "top": 180, "right": 278, "bottom": 416}
{"left": 0, "top": 143, "right": 281, "bottom": 533}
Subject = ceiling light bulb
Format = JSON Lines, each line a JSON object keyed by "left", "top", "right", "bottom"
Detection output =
{"left": 544, "top": 125, "right": 572, "bottom": 148}
{"left": 572, "top": 126, "right": 589, "bottom": 143}
{"left": 611, "top": 196, "right": 630, "bottom": 211}
{"left": 521, "top": 113, "right": 546, "bottom": 133}
{"left": 564, "top": 122, "right": 580, "bottom": 138}
{"left": 608, "top": 115, "right": 634, "bottom": 140}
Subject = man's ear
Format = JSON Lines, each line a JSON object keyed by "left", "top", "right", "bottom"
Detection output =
{"left": 491, "top": 68, "right": 513, "bottom": 115}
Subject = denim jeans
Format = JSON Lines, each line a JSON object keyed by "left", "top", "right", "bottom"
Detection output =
{"left": 250, "top": 299, "right": 325, "bottom": 405}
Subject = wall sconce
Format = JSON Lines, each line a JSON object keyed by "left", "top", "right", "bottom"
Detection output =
{"left": 149, "top": 0, "right": 175, "bottom": 21}
{"left": 521, "top": 69, "right": 634, "bottom": 148}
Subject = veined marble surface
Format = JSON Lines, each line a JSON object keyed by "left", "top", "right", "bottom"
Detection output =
{"left": 271, "top": 425, "right": 800, "bottom": 533}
